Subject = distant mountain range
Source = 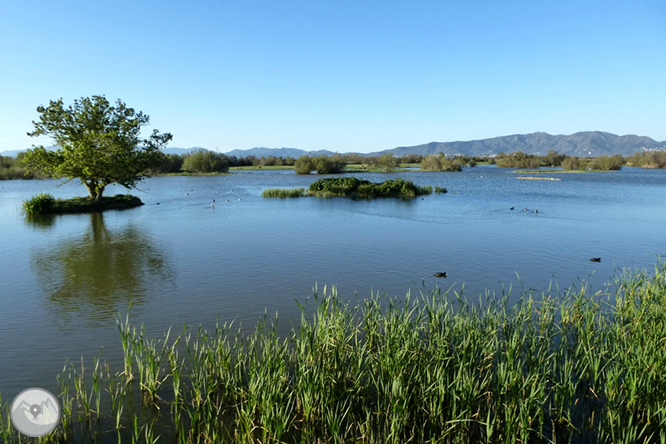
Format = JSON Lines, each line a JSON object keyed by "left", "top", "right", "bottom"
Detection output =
{"left": 3, "top": 132, "right": 664, "bottom": 159}
{"left": 378, "top": 132, "right": 666, "bottom": 158}
{"left": 224, "top": 147, "right": 337, "bottom": 158}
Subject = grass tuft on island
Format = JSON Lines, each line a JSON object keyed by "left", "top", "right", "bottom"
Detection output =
{"left": 22, "top": 193, "right": 144, "bottom": 215}
{"left": 264, "top": 177, "right": 433, "bottom": 200}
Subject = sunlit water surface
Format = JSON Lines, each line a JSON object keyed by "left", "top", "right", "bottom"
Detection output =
{"left": 1, "top": 166, "right": 665, "bottom": 401}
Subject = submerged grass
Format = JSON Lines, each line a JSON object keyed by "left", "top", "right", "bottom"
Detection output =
{"left": 2, "top": 263, "right": 666, "bottom": 443}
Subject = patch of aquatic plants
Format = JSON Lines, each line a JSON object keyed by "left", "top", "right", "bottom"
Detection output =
{"left": 22, "top": 192, "right": 56, "bottom": 214}
{"left": 308, "top": 176, "right": 432, "bottom": 199}
{"left": 262, "top": 188, "right": 307, "bottom": 198}
{"left": 2, "top": 264, "right": 666, "bottom": 443}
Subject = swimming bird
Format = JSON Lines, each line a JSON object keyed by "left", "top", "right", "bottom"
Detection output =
{"left": 510, "top": 207, "right": 514, "bottom": 210}
{"left": 589, "top": 257, "right": 601, "bottom": 262}
{"left": 433, "top": 272, "right": 447, "bottom": 278}
{"left": 534, "top": 209, "right": 538, "bottom": 213}
{"left": 524, "top": 207, "right": 528, "bottom": 211}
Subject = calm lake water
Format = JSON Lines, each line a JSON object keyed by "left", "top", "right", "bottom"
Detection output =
{"left": 1, "top": 166, "right": 665, "bottom": 402}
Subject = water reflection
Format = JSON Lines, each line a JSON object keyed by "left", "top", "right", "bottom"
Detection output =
{"left": 31, "top": 212, "right": 173, "bottom": 325}
{"left": 25, "top": 212, "right": 58, "bottom": 230}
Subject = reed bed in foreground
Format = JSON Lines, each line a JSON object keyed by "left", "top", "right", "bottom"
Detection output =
{"left": 2, "top": 264, "right": 666, "bottom": 443}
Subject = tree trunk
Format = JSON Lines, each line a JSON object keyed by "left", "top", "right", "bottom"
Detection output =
{"left": 86, "top": 182, "right": 105, "bottom": 201}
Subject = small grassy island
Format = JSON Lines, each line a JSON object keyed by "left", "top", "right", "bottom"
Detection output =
{"left": 22, "top": 193, "right": 143, "bottom": 215}
{"left": 263, "top": 177, "right": 437, "bottom": 200}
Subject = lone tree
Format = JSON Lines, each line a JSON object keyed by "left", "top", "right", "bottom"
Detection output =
{"left": 23, "top": 95, "right": 172, "bottom": 200}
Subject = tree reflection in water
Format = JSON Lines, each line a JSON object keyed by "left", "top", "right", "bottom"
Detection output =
{"left": 31, "top": 212, "right": 173, "bottom": 324}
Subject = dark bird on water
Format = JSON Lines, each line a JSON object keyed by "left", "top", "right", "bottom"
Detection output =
{"left": 589, "top": 257, "right": 601, "bottom": 262}
{"left": 510, "top": 207, "right": 514, "bottom": 210}
{"left": 433, "top": 272, "right": 447, "bottom": 278}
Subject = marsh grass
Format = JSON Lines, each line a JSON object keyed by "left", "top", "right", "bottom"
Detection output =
{"left": 2, "top": 264, "right": 666, "bottom": 443}
{"left": 262, "top": 188, "right": 307, "bottom": 198}
{"left": 22, "top": 192, "right": 55, "bottom": 214}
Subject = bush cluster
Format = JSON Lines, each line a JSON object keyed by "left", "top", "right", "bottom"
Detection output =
{"left": 294, "top": 155, "right": 347, "bottom": 174}
{"left": 561, "top": 154, "right": 624, "bottom": 171}
{"left": 493, "top": 151, "right": 544, "bottom": 169}
{"left": 420, "top": 154, "right": 467, "bottom": 171}
{"left": 626, "top": 150, "right": 666, "bottom": 169}
{"left": 182, "top": 150, "right": 229, "bottom": 173}
{"left": 0, "top": 154, "right": 47, "bottom": 179}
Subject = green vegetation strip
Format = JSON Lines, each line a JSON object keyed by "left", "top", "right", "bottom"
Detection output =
{"left": 2, "top": 264, "right": 666, "bottom": 443}
{"left": 22, "top": 193, "right": 143, "bottom": 215}
{"left": 264, "top": 177, "right": 433, "bottom": 200}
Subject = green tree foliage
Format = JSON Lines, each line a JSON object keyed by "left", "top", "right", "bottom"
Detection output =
{"left": 181, "top": 150, "right": 229, "bottom": 173}
{"left": 561, "top": 155, "right": 625, "bottom": 171}
{"left": 400, "top": 153, "right": 424, "bottom": 164}
{"left": 543, "top": 150, "right": 566, "bottom": 167}
{"left": 377, "top": 153, "right": 399, "bottom": 172}
{"left": 0, "top": 154, "right": 41, "bottom": 179}
{"left": 420, "top": 154, "right": 463, "bottom": 171}
{"left": 145, "top": 153, "right": 185, "bottom": 174}
{"left": 494, "top": 151, "right": 542, "bottom": 168}
{"left": 22, "top": 96, "right": 172, "bottom": 200}
{"left": 294, "top": 156, "right": 315, "bottom": 174}
{"left": 314, "top": 155, "right": 346, "bottom": 174}
{"left": 294, "top": 155, "right": 346, "bottom": 174}
{"left": 561, "top": 156, "right": 581, "bottom": 170}
{"left": 591, "top": 154, "right": 624, "bottom": 171}
{"left": 626, "top": 150, "right": 666, "bottom": 168}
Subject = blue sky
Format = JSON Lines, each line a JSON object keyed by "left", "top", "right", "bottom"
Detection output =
{"left": 1, "top": 0, "right": 664, "bottom": 153}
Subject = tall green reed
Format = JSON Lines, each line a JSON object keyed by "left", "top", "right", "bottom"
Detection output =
{"left": 2, "top": 263, "right": 666, "bottom": 443}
